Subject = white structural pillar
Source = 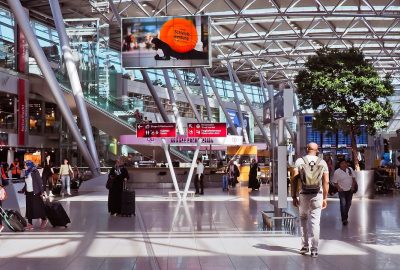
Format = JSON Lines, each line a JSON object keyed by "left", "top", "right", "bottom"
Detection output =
{"left": 182, "top": 139, "right": 202, "bottom": 200}
{"left": 162, "top": 69, "right": 184, "bottom": 135}
{"left": 162, "top": 139, "right": 181, "bottom": 200}
{"left": 49, "top": 0, "right": 100, "bottom": 171}
{"left": 7, "top": 0, "right": 98, "bottom": 174}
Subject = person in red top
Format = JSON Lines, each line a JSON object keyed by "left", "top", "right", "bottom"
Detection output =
{"left": 1, "top": 162, "right": 9, "bottom": 187}
{"left": 10, "top": 158, "right": 21, "bottom": 179}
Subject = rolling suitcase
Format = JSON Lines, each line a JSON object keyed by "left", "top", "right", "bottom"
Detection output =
{"left": 253, "top": 179, "right": 261, "bottom": 190}
{"left": 222, "top": 175, "right": 228, "bottom": 191}
{"left": 0, "top": 207, "right": 25, "bottom": 232}
{"left": 120, "top": 182, "right": 135, "bottom": 217}
{"left": 52, "top": 181, "right": 62, "bottom": 196}
{"left": 44, "top": 201, "right": 71, "bottom": 227}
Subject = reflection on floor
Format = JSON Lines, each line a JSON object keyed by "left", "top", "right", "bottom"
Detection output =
{"left": 0, "top": 179, "right": 400, "bottom": 270}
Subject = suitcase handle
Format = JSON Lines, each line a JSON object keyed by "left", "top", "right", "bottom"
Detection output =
{"left": 123, "top": 178, "right": 128, "bottom": 191}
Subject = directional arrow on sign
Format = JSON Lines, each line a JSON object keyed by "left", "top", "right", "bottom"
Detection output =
{"left": 138, "top": 125, "right": 142, "bottom": 129}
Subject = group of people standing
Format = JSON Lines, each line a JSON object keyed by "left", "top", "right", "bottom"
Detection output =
{"left": 1, "top": 155, "right": 77, "bottom": 197}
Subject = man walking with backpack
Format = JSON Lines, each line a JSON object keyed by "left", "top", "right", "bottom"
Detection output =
{"left": 292, "top": 142, "right": 329, "bottom": 258}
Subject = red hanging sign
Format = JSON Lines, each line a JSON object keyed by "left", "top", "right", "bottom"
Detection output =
{"left": 136, "top": 123, "right": 176, "bottom": 138}
{"left": 18, "top": 79, "right": 26, "bottom": 145}
{"left": 187, "top": 123, "right": 227, "bottom": 138}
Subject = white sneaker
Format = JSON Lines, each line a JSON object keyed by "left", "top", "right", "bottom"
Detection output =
{"left": 67, "top": 193, "right": 72, "bottom": 196}
{"left": 49, "top": 191, "right": 54, "bottom": 197}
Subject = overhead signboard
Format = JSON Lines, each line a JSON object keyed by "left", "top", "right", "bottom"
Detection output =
{"left": 120, "top": 135, "right": 243, "bottom": 146}
{"left": 121, "top": 15, "right": 211, "bottom": 69}
{"left": 187, "top": 123, "right": 227, "bottom": 138}
{"left": 136, "top": 123, "right": 176, "bottom": 138}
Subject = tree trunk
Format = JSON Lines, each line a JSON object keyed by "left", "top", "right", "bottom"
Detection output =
{"left": 349, "top": 126, "right": 360, "bottom": 171}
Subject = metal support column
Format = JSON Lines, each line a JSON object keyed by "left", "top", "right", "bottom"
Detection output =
{"left": 284, "top": 120, "right": 295, "bottom": 142}
{"left": 195, "top": 68, "right": 212, "bottom": 122}
{"left": 49, "top": 0, "right": 100, "bottom": 170}
{"left": 182, "top": 139, "right": 202, "bottom": 200}
{"left": 231, "top": 68, "right": 271, "bottom": 146}
{"left": 261, "top": 75, "right": 276, "bottom": 147}
{"left": 162, "top": 70, "right": 184, "bottom": 135}
{"left": 8, "top": 0, "right": 98, "bottom": 174}
{"left": 162, "top": 139, "right": 181, "bottom": 200}
{"left": 226, "top": 62, "right": 249, "bottom": 143}
{"left": 259, "top": 73, "right": 268, "bottom": 103}
{"left": 202, "top": 68, "right": 238, "bottom": 136}
{"left": 107, "top": 0, "right": 122, "bottom": 26}
{"left": 173, "top": 69, "right": 202, "bottom": 122}
{"left": 141, "top": 70, "right": 169, "bottom": 122}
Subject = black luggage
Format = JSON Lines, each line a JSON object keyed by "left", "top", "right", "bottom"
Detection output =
{"left": 0, "top": 207, "right": 25, "bottom": 232}
{"left": 120, "top": 182, "right": 135, "bottom": 216}
{"left": 254, "top": 179, "right": 261, "bottom": 190}
{"left": 71, "top": 180, "right": 80, "bottom": 190}
{"left": 44, "top": 201, "right": 71, "bottom": 227}
{"left": 52, "top": 181, "right": 62, "bottom": 196}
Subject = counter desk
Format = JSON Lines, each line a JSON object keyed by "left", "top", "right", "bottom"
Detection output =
{"left": 125, "top": 167, "right": 227, "bottom": 189}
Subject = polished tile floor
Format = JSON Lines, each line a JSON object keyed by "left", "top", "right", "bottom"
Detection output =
{"left": 1, "top": 176, "right": 399, "bottom": 270}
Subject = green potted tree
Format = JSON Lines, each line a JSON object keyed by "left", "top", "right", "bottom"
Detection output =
{"left": 295, "top": 48, "right": 394, "bottom": 196}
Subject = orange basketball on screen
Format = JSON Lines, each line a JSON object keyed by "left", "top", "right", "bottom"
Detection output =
{"left": 159, "top": 18, "right": 198, "bottom": 53}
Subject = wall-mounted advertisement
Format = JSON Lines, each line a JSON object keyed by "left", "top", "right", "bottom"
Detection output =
{"left": 121, "top": 16, "right": 211, "bottom": 69}
{"left": 263, "top": 89, "right": 293, "bottom": 124}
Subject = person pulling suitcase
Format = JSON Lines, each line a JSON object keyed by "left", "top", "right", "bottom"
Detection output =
{"left": 20, "top": 161, "right": 48, "bottom": 230}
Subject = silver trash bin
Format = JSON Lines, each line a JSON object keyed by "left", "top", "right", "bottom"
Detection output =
{"left": 355, "top": 170, "right": 375, "bottom": 199}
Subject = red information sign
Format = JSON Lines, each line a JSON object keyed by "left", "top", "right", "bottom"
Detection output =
{"left": 136, "top": 123, "right": 176, "bottom": 138}
{"left": 187, "top": 123, "right": 227, "bottom": 138}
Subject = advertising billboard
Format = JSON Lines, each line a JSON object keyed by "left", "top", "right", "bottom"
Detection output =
{"left": 225, "top": 109, "right": 250, "bottom": 139}
{"left": 263, "top": 89, "right": 294, "bottom": 124}
{"left": 121, "top": 16, "right": 211, "bottom": 69}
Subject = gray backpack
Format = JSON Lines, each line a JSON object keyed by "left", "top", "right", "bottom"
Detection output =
{"left": 299, "top": 156, "right": 324, "bottom": 193}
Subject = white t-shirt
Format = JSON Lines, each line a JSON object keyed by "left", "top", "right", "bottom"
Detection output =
{"left": 25, "top": 174, "right": 33, "bottom": 192}
{"left": 196, "top": 162, "right": 204, "bottom": 175}
{"left": 333, "top": 167, "right": 356, "bottom": 191}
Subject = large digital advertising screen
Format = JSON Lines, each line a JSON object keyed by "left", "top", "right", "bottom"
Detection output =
{"left": 121, "top": 16, "right": 211, "bottom": 69}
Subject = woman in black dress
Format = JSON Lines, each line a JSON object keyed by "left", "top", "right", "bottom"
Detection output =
{"left": 22, "top": 160, "right": 48, "bottom": 230}
{"left": 42, "top": 154, "right": 54, "bottom": 196}
{"left": 108, "top": 160, "right": 129, "bottom": 216}
{"left": 248, "top": 159, "right": 260, "bottom": 191}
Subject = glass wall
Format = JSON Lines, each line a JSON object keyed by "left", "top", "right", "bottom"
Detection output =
{"left": 0, "top": 92, "right": 15, "bottom": 130}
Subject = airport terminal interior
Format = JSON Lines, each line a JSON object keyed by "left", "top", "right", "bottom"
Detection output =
{"left": 0, "top": 0, "right": 400, "bottom": 269}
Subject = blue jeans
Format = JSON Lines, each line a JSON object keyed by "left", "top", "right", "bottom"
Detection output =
{"left": 338, "top": 190, "right": 353, "bottom": 222}
{"left": 60, "top": 175, "right": 71, "bottom": 195}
